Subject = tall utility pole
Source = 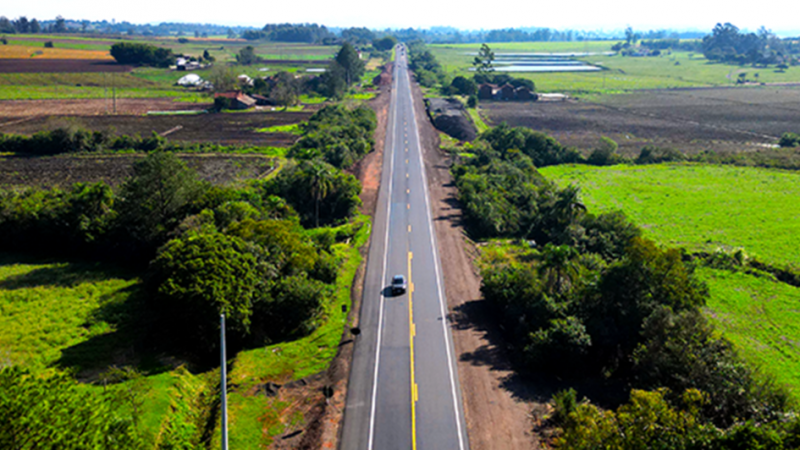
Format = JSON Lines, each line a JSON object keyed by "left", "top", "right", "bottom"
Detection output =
{"left": 221, "top": 314, "right": 228, "bottom": 450}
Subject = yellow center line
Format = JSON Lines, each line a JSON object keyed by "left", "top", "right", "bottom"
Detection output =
{"left": 408, "top": 251, "right": 417, "bottom": 450}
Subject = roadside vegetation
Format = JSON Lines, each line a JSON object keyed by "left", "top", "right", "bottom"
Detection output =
{"left": 447, "top": 123, "right": 800, "bottom": 447}
{"left": 0, "top": 99, "right": 376, "bottom": 447}
{"left": 541, "top": 163, "right": 800, "bottom": 396}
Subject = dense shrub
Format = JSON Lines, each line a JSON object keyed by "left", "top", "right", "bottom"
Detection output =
{"left": 480, "top": 123, "right": 582, "bottom": 167}
{"left": 262, "top": 159, "right": 361, "bottom": 227}
{"left": 372, "top": 36, "right": 397, "bottom": 51}
{"left": 149, "top": 230, "right": 261, "bottom": 344}
{"left": 586, "top": 137, "right": 624, "bottom": 166}
{"left": 114, "top": 152, "right": 207, "bottom": 262}
{"left": 289, "top": 104, "right": 376, "bottom": 169}
{"left": 779, "top": 132, "right": 800, "bottom": 148}
{"left": 636, "top": 145, "right": 686, "bottom": 164}
{"left": 0, "top": 182, "right": 115, "bottom": 255}
{"left": 110, "top": 42, "right": 174, "bottom": 67}
{"left": 0, "top": 367, "right": 142, "bottom": 449}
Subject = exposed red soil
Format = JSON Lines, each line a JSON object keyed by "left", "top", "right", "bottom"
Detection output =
{"left": 0, "top": 59, "right": 130, "bottom": 73}
{"left": 412, "top": 76, "right": 542, "bottom": 449}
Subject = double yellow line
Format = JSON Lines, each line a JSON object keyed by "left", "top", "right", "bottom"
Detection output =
{"left": 408, "top": 250, "right": 418, "bottom": 450}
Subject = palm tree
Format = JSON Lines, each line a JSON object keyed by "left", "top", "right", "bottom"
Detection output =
{"left": 307, "top": 161, "right": 333, "bottom": 228}
{"left": 539, "top": 244, "right": 579, "bottom": 295}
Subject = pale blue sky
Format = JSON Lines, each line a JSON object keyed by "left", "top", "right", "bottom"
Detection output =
{"left": 3, "top": 0, "right": 798, "bottom": 36}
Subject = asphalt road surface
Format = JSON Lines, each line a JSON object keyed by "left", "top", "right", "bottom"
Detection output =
{"left": 340, "top": 48, "right": 470, "bottom": 450}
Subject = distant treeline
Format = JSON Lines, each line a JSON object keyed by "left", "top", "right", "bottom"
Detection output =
{"left": 0, "top": 15, "right": 256, "bottom": 37}
{"left": 242, "top": 23, "right": 334, "bottom": 43}
{"left": 702, "top": 23, "right": 799, "bottom": 66}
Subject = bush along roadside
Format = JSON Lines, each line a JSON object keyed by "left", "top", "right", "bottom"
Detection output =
{"left": 451, "top": 127, "right": 797, "bottom": 447}
{"left": 0, "top": 149, "right": 370, "bottom": 447}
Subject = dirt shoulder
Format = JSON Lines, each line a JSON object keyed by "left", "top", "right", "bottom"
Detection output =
{"left": 411, "top": 79, "right": 542, "bottom": 449}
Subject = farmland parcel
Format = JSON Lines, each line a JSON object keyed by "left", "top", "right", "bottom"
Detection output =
{"left": 542, "top": 163, "right": 800, "bottom": 394}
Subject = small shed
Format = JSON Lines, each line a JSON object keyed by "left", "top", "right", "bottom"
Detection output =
{"left": 498, "top": 83, "right": 516, "bottom": 100}
{"left": 214, "top": 91, "right": 257, "bottom": 110}
{"left": 515, "top": 86, "right": 537, "bottom": 101}
{"left": 251, "top": 94, "right": 274, "bottom": 106}
{"left": 478, "top": 83, "right": 496, "bottom": 100}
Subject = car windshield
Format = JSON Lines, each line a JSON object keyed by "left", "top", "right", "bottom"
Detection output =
{"left": 393, "top": 276, "right": 404, "bottom": 284}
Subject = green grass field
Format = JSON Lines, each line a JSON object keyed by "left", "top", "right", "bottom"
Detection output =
{"left": 430, "top": 42, "right": 800, "bottom": 96}
{"left": 0, "top": 36, "right": 336, "bottom": 101}
{"left": 540, "top": 162, "right": 800, "bottom": 395}
{"left": 0, "top": 213, "right": 370, "bottom": 447}
{"left": 541, "top": 163, "right": 800, "bottom": 269}
{"left": 700, "top": 267, "right": 800, "bottom": 393}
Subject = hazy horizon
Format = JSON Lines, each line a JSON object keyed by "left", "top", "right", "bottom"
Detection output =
{"left": 4, "top": 0, "right": 800, "bottom": 37}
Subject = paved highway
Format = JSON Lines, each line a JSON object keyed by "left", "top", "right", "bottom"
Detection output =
{"left": 340, "top": 48, "right": 470, "bottom": 450}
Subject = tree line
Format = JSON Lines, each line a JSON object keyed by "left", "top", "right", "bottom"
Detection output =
{"left": 702, "top": 23, "right": 798, "bottom": 67}
{"left": 452, "top": 126, "right": 798, "bottom": 447}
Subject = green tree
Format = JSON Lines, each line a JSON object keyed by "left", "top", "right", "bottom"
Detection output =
{"left": 54, "top": 15, "right": 67, "bottom": 33}
{"left": 236, "top": 45, "right": 258, "bottom": 65}
{"left": 115, "top": 152, "right": 206, "bottom": 257}
{"left": 270, "top": 71, "right": 299, "bottom": 109}
{"left": 335, "top": 42, "right": 365, "bottom": 87}
{"left": 373, "top": 36, "right": 397, "bottom": 51}
{"left": 150, "top": 230, "right": 261, "bottom": 343}
{"left": 539, "top": 243, "right": 580, "bottom": 295}
{"left": 109, "top": 42, "right": 174, "bottom": 67}
{"left": 450, "top": 75, "right": 477, "bottom": 96}
{"left": 208, "top": 65, "right": 237, "bottom": 92}
{"left": 473, "top": 43, "right": 495, "bottom": 74}
{"left": 308, "top": 160, "right": 334, "bottom": 228}
{"left": 263, "top": 159, "right": 361, "bottom": 227}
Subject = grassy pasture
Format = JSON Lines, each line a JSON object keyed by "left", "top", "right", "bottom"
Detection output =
{"left": 430, "top": 42, "right": 800, "bottom": 95}
{"left": 540, "top": 163, "right": 800, "bottom": 395}
{"left": 541, "top": 163, "right": 800, "bottom": 269}
{"left": 699, "top": 267, "right": 800, "bottom": 393}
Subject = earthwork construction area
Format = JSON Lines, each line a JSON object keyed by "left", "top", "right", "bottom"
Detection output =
{"left": 482, "top": 85, "right": 800, "bottom": 156}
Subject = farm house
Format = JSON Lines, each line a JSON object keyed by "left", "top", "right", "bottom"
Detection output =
{"left": 214, "top": 91, "right": 257, "bottom": 110}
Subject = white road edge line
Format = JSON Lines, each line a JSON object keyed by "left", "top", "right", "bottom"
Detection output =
{"left": 367, "top": 48, "right": 399, "bottom": 450}
{"left": 406, "top": 57, "right": 468, "bottom": 450}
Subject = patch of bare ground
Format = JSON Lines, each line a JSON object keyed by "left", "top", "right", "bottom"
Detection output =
{"left": 0, "top": 98, "right": 210, "bottom": 117}
{"left": 0, "top": 110, "right": 311, "bottom": 147}
{"left": 0, "top": 154, "right": 276, "bottom": 188}
{"left": 0, "top": 59, "right": 126, "bottom": 73}
{"left": 277, "top": 63, "right": 393, "bottom": 450}
{"left": 412, "top": 78, "right": 541, "bottom": 448}
{"left": 482, "top": 86, "right": 800, "bottom": 157}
